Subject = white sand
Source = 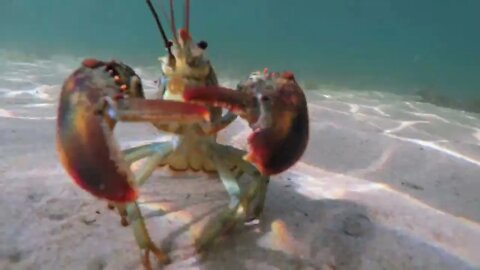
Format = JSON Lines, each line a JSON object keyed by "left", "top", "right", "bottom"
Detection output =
{"left": 1, "top": 56, "right": 480, "bottom": 270}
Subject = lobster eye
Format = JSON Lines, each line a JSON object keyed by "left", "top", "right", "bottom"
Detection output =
{"left": 197, "top": 40, "right": 208, "bottom": 50}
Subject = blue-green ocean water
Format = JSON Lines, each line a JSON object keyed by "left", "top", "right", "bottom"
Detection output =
{"left": 1, "top": 0, "right": 479, "bottom": 99}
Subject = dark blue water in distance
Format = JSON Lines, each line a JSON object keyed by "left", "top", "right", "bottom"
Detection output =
{"left": 1, "top": 0, "right": 479, "bottom": 100}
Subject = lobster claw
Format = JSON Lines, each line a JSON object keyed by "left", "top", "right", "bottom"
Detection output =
{"left": 56, "top": 59, "right": 210, "bottom": 203}
{"left": 184, "top": 70, "right": 309, "bottom": 175}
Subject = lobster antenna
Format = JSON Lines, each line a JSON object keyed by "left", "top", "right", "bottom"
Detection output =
{"left": 184, "top": 0, "right": 190, "bottom": 32}
{"left": 145, "top": 0, "right": 175, "bottom": 60}
{"left": 157, "top": 0, "right": 173, "bottom": 32}
{"left": 169, "top": 0, "right": 178, "bottom": 42}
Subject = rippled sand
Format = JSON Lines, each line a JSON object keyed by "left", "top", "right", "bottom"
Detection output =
{"left": 1, "top": 55, "right": 479, "bottom": 270}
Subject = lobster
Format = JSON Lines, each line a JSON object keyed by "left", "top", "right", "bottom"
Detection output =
{"left": 55, "top": 0, "right": 309, "bottom": 268}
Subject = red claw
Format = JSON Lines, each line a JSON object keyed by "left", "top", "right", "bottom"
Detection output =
{"left": 184, "top": 71, "right": 309, "bottom": 175}
{"left": 57, "top": 62, "right": 140, "bottom": 203}
{"left": 57, "top": 59, "right": 211, "bottom": 203}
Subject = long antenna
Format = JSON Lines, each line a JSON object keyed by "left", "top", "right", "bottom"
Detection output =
{"left": 145, "top": 0, "right": 175, "bottom": 61}
{"left": 184, "top": 0, "right": 190, "bottom": 32}
{"left": 157, "top": 0, "right": 173, "bottom": 33}
{"left": 169, "top": 0, "right": 178, "bottom": 42}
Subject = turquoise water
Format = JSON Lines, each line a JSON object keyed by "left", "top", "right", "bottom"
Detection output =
{"left": 1, "top": 0, "right": 479, "bottom": 99}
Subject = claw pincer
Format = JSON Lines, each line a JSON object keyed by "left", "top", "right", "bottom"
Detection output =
{"left": 184, "top": 70, "right": 309, "bottom": 175}
{"left": 56, "top": 59, "right": 209, "bottom": 203}
{"left": 56, "top": 60, "right": 141, "bottom": 202}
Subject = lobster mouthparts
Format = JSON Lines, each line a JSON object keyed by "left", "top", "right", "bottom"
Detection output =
{"left": 184, "top": 70, "right": 309, "bottom": 175}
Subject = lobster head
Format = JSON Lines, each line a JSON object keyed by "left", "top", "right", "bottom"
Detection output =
{"left": 146, "top": 0, "right": 215, "bottom": 100}
{"left": 184, "top": 70, "right": 310, "bottom": 175}
{"left": 160, "top": 28, "right": 211, "bottom": 81}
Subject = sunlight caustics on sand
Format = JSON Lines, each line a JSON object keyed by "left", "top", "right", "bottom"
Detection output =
{"left": 1, "top": 53, "right": 480, "bottom": 269}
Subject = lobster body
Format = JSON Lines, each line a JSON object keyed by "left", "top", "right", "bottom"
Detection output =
{"left": 55, "top": 1, "right": 309, "bottom": 268}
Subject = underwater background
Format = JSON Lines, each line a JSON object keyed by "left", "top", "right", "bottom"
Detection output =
{"left": 1, "top": 0, "right": 479, "bottom": 100}
{"left": 2, "top": 2, "right": 480, "bottom": 269}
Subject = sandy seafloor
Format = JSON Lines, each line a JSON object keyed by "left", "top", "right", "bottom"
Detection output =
{"left": 1, "top": 53, "right": 480, "bottom": 270}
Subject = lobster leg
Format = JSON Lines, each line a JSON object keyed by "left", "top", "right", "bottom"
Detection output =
{"left": 194, "top": 152, "right": 243, "bottom": 252}
{"left": 123, "top": 142, "right": 173, "bottom": 164}
{"left": 194, "top": 144, "right": 269, "bottom": 252}
{"left": 231, "top": 153, "right": 270, "bottom": 221}
{"left": 122, "top": 145, "right": 174, "bottom": 266}
{"left": 108, "top": 203, "right": 130, "bottom": 227}
{"left": 126, "top": 201, "right": 170, "bottom": 268}
{"left": 212, "top": 144, "right": 270, "bottom": 220}
{"left": 112, "top": 148, "right": 175, "bottom": 266}
{"left": 132, "top": 147, "right": 173, "bottom": 186}
{"left": 109, "top": 142, "right": 174, "bottom": 226}
{"left": 108, "top": 168, "right": 172, "bottom": 267}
